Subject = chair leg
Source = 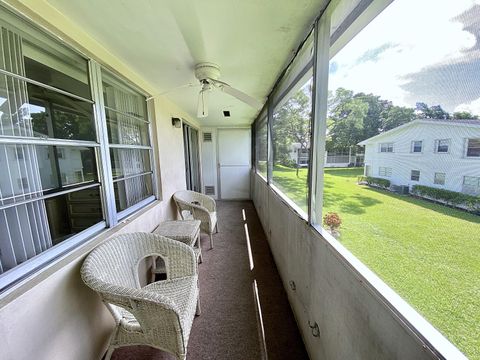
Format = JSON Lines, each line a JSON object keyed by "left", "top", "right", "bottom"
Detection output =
{"left": 215, "top": 223, "right": 219, "bottom": 233}
{"left": 104, "top": 346, "right": 115, "bottom": 360}
{"left": 209, "top": 233, "right": 213, "bottom": 249}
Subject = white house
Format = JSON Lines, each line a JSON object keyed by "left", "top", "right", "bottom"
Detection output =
{"left": 288, "top": 142, "right": 310, "bottom": 166}
{"left": 358, "top": 119, "right": 480, "bottom": 195}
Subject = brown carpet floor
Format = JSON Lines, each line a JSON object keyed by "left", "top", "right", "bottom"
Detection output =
{"left": 111, "top": 200, "right": 308, "bottom": 360}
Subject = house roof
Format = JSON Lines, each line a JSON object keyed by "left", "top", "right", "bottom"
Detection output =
{"left": 358, "top": 119, "right": 480, "bottom": 145}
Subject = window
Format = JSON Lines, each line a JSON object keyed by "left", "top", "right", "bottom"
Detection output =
{"left": 466, "top": 138, "right": 480, "bottom": 157}
{"left": 271, "top": 78, "right": 312, "bottom": 214}
{"left": 255, "top": 114, "right": 267, "bottom": 178}
{"left": 15, "top": 147, "right": 24, "bottom": 160}
{"left": 57, "top": 148, "right": 65, "bottom": 159}
{"left": 379, "top": 167, "right": 392, "bottom": 177}
{"left": 462, "top": 176, "right": 480, "bottom": 195}
{"left": 101, "top": 69, "right": 154, "bottom": 215}
{"left": 411, "top": 140, "right": 423, "bottom": 153}
{"left": 434, "top": 172, "right": 445, "bottom": 185}
{"left": 380, "top": 143, "right": 394, "bottom": 152}
{"left": 435, "top": 139, "right": 450, "bottom": 153}
{"left": 0, "top": 8, "right": 155, "bottom": 291}
{"left": 410, "top": 170, "right": 420, "bottom": 181}
{"left": 324, "top": 1, "right": 480, "bottom": 356}
{"left": 0, "top": 17, "right": 104, "bottom": 286}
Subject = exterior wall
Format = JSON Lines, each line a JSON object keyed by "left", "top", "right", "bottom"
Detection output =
{"left": 363, "top": 122, "right": 480, "bottom": 192}
{"left": 251, "top": 172, "right": 465, "bottom": 360}
{"left": 0, "top": 2, "right": 199, "bottom": 360}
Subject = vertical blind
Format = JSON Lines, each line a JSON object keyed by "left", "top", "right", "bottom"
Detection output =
{"left": 0, "top": 27, "right": 52, "bottom": 274}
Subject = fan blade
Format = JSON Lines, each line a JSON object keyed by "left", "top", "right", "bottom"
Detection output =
{"left": 160, "top": 82, "right": 198, "bottom": 96}
{"left": 146, "top": 83, "right": 199, "bottom": 101}
{"left": 213, "top": 80, "right": 263, "bottom": 110}
{"left": 197, "top": 89, "right": 208, "bottom": 118}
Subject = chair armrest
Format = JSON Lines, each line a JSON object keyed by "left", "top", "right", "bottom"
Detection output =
{"left": 199, "top": 195, "right": 216, "bottom": 212}
{"left": 160, "top": 238, "right": 197, "bottom": 279}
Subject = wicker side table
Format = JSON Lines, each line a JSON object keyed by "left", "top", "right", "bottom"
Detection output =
{"left": 151, "top": 220, "right": 202, "bottom": 281}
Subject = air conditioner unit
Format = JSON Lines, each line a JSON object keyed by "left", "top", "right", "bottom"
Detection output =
{"left": 391, "top": 185, "right": 410, "bottom": 195}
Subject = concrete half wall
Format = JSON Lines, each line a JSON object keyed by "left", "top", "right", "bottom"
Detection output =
{"left": 251, "top": 173, "right": 452, "bottom": 360}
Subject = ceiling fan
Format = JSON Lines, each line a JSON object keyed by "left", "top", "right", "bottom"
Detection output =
{"left": 193, "top": 62, "right": 263, "bottom": 118}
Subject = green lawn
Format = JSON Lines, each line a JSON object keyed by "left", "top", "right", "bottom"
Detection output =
{"left": 273, "top": 165, "right": 480, "bottom": 359}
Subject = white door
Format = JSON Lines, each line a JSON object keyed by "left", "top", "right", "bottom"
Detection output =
{"left": 217, "top": 128, "right": 251, "bottom": 199}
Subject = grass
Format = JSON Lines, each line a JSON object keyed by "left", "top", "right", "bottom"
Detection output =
{"left": 272, "top": 165, "right": 480, "bottom": 359}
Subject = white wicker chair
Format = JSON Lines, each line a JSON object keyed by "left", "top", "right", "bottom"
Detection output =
{"left": 173, "top": 190, "right": 218, "bottom": 248}
{"left": 81, "top": 232, "right": 200, "bottom": 360}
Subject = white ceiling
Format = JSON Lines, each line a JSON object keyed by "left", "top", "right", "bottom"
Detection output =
{"left": 46, "top": 0, "right": 327, "bottom": 126}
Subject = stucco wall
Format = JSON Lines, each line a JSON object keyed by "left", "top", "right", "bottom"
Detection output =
{"left": 251, "top": 173, "right": 465, "bottom": 360}
{"left": 363, "top": 122, "right": 480, "bottom": 192}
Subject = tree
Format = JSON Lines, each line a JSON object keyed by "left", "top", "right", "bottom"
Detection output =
{"left": 452, "top": 111, "right": 478, "bottom": 120}
{"left": 354, "top": 92, "right": 391, "bottom": 139}
{"left": 327, "top": 88, "right": 368, "bottom": 151}
{"left": 415, "top": 102, "right": 450, "bottom": 119}
{"left": 382, "top": 105, "right": 415, "bottom": 131}
{"left": 272, "top": 86, "right": 312, "bottom": 176}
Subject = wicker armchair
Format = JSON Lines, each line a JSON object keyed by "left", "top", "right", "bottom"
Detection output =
{"left": 173, "top": 190, "right": 218, "bottom": 248}
{"left": 81, "top": 232, "right": 200, "bottom": 360}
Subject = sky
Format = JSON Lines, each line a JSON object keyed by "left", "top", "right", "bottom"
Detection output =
{"left": 329, "top": 0, "right": 480, "bottom": 115}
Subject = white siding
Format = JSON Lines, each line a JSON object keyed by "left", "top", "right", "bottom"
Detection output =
{"left": 362, "top": 122, "right": 480, "bottom": 192}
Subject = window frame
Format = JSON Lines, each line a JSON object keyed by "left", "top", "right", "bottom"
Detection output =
{"left": 433, "top": 172, "right": 445, "bottom": 185}
{"left": 379, "top": 166, "right": 392, "bottom": 177}
{"left": 465, "top": 138, "right": 480, "bottom": 158}
{"left": 270, "top": 71, "right": 313, "bottom": 218}
{"left": 410, "top": 170, "right": 420, "bottom": 182}
{"left": 380, "top": 142, "right": 394, "bottom": 153}
{"left": 462, "top": 175, "right": 480, "bottom": 195}
{"left": 254, "top": 112, "right": 268, "bottom": 181}
{"left": 0, "top": 11, "right": 157, "bottom": 292}
{"left": 411, "top": 140, "right": 423, "bottom": 153}
{"left": 435, "top": 139, "right": 450, "bottom": 153}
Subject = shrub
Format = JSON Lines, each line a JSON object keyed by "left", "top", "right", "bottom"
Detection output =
{"left": 323, "top": 212, "right": 342, "bottom": 231}
{"left": 281, "top": 159, "right": 297, "bottom": 168}
{"left": 412, "top": 185, "right": 480, "bottom": 212}
{"left": 357, "top": 176, "right": 391, "bottom": 189}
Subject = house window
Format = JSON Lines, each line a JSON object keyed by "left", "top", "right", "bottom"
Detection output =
{"left": 434, "top": 172, "right": 445, "bottom": 185}
{"left": 435, "top": 139, "right": 450, "bottom": 153}
{"left": 101, "top": 69, "right": 154, "bottom": 216}
{"left": 57, "top": 148, "right": 65, "bottom": 159}
{"left": 462, "top": 176, "right": 480, "bottom": 195}
{"left": 379, "top": 167, "right": 392, "bottom": 177}
{"left": 0, "top": 17, "right": 104, "bottom": 288}
{"left": 411, "top": 170, "right": 420, "bottom": 181}
{"left": 0, "top": 9, "right": 156, "bottom": 291}
{"left": 15, "top": 147, "right": 24, "bottom": 160}
{"left": 411, "top": 140, "right": 423, "bottom": 153}
{"left": 380, "top": 143, "right": 394, "bottom": 152}
{"left": 466, "top": 138, "right": 480, "bottom": 157}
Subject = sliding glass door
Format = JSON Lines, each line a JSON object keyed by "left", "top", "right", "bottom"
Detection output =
{"left": 183, "top": 123, "right": 201, "bottom": 192}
